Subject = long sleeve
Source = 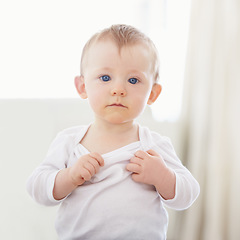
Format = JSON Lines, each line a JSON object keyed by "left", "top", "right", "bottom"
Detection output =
{"left": 144, "top": 129, "right": 200, "bottom": 210}
{"left": 26, "top": 130, "right": 75, "bottom": 206}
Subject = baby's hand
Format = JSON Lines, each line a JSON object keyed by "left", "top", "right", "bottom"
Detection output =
{"left": 126, "top": 149, "right": 167, "bottom": 186}
{"left": 69, "top": 152, "right": 104, "bottom": 186}
{"left": 126, "top": 149, "right": 176, "bottom": 199}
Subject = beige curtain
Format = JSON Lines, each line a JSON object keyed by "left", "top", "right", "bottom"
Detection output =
{"left": 172, "top": 0, "right": 240, "bottom": 239}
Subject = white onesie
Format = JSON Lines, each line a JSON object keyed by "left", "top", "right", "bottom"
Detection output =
{"left": 27, "top": 124, "right": 200, "bottom": 240}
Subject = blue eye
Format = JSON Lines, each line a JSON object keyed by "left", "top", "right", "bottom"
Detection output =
{"left": 100, "top": 75, "right": 111, "bottom": 82}
{"left": 128, "top": 78, "right": 138, "bottom": 84}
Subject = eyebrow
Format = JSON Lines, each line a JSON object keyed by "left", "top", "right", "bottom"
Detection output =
{"left": 128, "top": 70, "right": 148, "bottom": 79}
{"left": 92, "top": 67, "right": 114, "bottom": 73}
{"left": 92, "top": 67, "right": 149, "bottom": 80}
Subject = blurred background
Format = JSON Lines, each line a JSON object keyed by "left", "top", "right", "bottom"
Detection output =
{"left": 0, "top": 0, "right": 239, "bottom": 239}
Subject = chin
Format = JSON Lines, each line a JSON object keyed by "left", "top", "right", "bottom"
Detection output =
{"left": 105, "top": 115, "right": 131, "bottom": 125}
{"left": 107, "top": 119, "right": 127, "bottom": 124}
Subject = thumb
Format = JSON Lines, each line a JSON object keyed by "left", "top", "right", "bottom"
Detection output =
{"left": 131, "top": 173, "right": 142, "bottom": 183}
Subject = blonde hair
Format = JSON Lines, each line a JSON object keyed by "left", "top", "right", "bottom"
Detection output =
{"left": 80, "top": 24, "right": 160, "bottom": 82}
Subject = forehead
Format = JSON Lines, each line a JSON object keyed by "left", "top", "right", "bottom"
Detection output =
{"left": 85, "top": 39, "right": 153, "bottom": 72}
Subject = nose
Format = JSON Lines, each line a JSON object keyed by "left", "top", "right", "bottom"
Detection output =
{"left": 111, "top": 84, "right": 126, "bottom": 97}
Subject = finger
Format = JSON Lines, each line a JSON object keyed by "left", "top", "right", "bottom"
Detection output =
{"left": 130, "top": 156, "right": 143, "bottom": 165}
{"left": 80, "top": 168, "right": 92, "bottom": 181}
{"left": 134, "top": 150, "right": 149, "bottom": 159}
{"left": 126, "top": 163, "right": 142, "bottom": 174}
{"left": 84, "top": 161, "right": 96, "bottom": 176}
{"left": 88, "top": 157, "right": 100, "bottom": 174}
{"left": 131, "top": 173, "right": 142, "bottom": 183}
{"left": 89, "top": 152, "right": 105, "bottom": 166}
{"left": 146, "top": 149, "right": 160, "bottom": 157}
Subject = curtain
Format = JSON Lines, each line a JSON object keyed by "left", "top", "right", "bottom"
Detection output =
{"left": 173, "top": 0, "right": 240, "bottom": 239}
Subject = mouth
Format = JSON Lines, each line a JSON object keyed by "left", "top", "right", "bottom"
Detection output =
{"left": 108, "top": 103, "right": 127, "bottom": 108}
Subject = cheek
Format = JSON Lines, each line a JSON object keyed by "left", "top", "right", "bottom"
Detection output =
{"left": 130, "top": 90, "right": 151, "bottom": 112}
{"left": 134, "top": 88, "right": 151, "bottom": 103}
{"left": 85, "top": 84, "right": 102, "bottom": 103}
{"left": 86, "top": 88, "right": 109, "bottom": 116}
{"left": 87, "top": 92, "right": 103, "bottom": 109}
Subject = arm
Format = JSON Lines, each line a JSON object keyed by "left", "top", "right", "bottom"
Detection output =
{"left": 126, "top": 149, "right": 176, "bottom": 200}
{"left": 126, "top": 138, "right": 200, "bottom": 210}
{"left": 27, "top": 127, "right": 104, "bottom": 205}
{"left": 53, "top": 152, "right": 104, "bottom": 200}
{"left": 26, "top": 132, "right": 71, "bottom": 206}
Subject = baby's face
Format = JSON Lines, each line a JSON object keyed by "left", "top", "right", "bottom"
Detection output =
{"left": 81, "top": 39, "right": 155, "bottom": 125}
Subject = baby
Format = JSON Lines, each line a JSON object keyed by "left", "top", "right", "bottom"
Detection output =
{"left": 27, "top": 24, "right": 200, "bottom": 240}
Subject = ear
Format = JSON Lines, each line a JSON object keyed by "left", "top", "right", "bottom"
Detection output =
{"left": 147, "top": 83, "right": 162, "bottom": 105}
{"left": 74, "top": 76, "right": 88, "bottom": 99}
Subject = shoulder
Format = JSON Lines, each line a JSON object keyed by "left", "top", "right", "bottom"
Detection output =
{"left": 139, "top": 125, "right": 180, "bottom": 162}
{"left": 139, "top": 125, "right": 173, "bottom": 149}
{"left": 49, "top": 125, "right": 89, "bottom": 151}
{"left": 150, "top": 130, "right": 174, "bottom": 150}
{"left": 56, "top": 125, "right": 87, "bottom": 138}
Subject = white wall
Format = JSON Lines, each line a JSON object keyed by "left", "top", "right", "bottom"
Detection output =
{"left": 0, "top": 99, "right": 183, "bottom": 239}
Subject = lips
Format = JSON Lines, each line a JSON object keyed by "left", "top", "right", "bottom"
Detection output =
{"left": 108, "top": 103, "right": 127, "bottom": 108}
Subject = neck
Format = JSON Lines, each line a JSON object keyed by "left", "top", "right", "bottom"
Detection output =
{"left": 80, "top": 119, "right": 139, "bottom": 154}
{"left": 91, "top": 119, "right": 137, "bottom": 136}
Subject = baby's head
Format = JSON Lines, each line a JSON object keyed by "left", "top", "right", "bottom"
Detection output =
{"left": 75, "top": 24, "right": 162, "bottom": 124}
{"left": 80, "top": 24, "right": 159, "bottom": 83}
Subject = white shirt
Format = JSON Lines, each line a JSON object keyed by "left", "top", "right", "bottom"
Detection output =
{"left": 27, "top": 124, "right": 200, "bottom": 240}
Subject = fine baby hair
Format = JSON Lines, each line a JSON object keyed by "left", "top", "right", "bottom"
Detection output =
{"left": 80, "top": 24, "right": 160, "bottom": 83}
